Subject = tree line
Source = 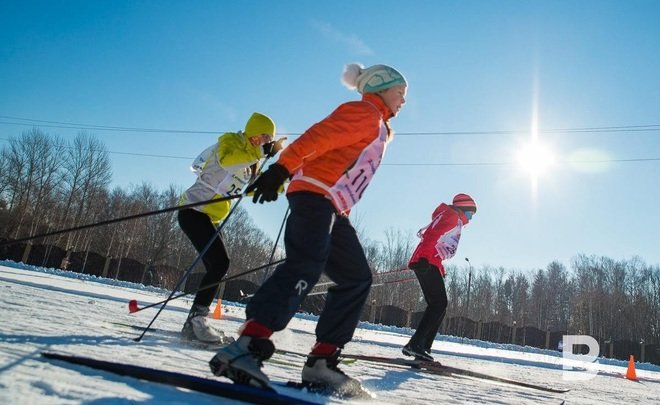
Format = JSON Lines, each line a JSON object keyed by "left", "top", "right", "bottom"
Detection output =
{"left": 1, "top": 129, "right": 659, "bottom": 350}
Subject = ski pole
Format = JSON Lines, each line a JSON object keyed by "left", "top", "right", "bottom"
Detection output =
{"left": 0, "top": 194, "right": 243, "bottom": 247}
{"left": 260, "top": 207, "right": 289, "bottom": 283}
{"left": 128, "top": 258, "right": 286, "bottom": 313}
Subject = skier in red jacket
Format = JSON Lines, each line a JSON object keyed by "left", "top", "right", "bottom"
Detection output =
{"left": 402, "top": 193, "right": 477, "bottom": 361}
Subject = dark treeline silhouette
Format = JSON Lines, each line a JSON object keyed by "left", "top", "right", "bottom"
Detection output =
{"left": 1, "top": 129, "right": 659, "bottom": 365}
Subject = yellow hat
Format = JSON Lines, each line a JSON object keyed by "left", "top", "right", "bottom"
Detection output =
{"left": 244, "top": 112, "right": 276, "bottom": 138}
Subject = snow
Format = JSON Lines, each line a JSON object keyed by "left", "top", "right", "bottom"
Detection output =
{"left": 1, "top": 261, "right": 659, "bottom": 404}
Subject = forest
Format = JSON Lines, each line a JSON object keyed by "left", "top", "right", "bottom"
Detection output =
{"left": 2, "top": 129, "right": 659, "bottom": 364}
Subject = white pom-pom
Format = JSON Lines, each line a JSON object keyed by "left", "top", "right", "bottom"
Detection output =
{"left": 341, "top": 63, "right": 364, "bottom": 90}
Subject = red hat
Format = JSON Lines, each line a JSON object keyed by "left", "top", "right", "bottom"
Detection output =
{"left": 452, "top": 193, "right": 477, "bottom": 212}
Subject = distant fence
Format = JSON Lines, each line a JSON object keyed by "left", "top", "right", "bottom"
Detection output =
{"left": 2, "top": 238, "right": 658, "bottom": 366}
{"left": 0, "top": 240, "right": 175, "bottom": 287}
{"left": 354, "top": 304, "right": 660, "bottom": 365}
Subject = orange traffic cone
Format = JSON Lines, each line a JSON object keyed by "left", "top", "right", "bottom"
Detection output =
{"left": 212, "top": 298, "right": 222, "bottom": 319}
{"left": 625, "top": 355, "right": 638, "bottom": 381}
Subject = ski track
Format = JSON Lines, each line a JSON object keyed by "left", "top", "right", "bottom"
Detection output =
{"left": 2, "top": 264, "right": 660, "bottom": 404}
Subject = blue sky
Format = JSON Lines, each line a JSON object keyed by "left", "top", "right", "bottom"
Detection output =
{"left": 2, "top": 1, "right": 659, "bottom": 272}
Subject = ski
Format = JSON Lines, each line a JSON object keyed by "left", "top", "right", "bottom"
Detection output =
{"left": 42, "top": 351, "right": 319, "bottom": 405}
{"left": 109, "top": 322, "right": 567, "bottom": 393}
{"left": 341, "top": 353, "right": 570, "bottom": 394}
{"left": 109, "top": 321, "right": 231, "bottom": 348}
{"left": 107, "top": 321, "right": 306, "bottom": 368}
{"left": 285, "top": 380, "right": 374, "bottom": 400}
{"left": 109, "top": 321, "right": 356, "bottom": 367}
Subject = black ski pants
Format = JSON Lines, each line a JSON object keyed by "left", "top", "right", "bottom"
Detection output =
{"left": 408, "top": 259, "right": 448, "bottom": 352}
{"left": 177, "top": 208, "right": 230, "bottom": 308}
{"left": 246, "top": 192, "right": 372, "bottom": 347}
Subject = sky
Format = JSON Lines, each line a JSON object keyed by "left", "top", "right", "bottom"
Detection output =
{"left": 3, "top": 262, "right": 660, "bottom": 404}
{"left": 1, "top": 1, "right": 660, "bottom": 273}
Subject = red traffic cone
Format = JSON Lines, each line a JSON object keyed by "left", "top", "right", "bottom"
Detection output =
{"left": 625, "top": 355, "right": 638, "bottom": 381}
{"left": 212, "top": 298, "right": 222, "bottom": 319}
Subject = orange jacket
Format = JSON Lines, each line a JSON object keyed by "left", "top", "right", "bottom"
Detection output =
{"left": 277, "top": 92, "right": 394, "bottom": 210}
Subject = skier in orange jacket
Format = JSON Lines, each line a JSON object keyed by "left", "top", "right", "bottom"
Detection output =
{"left": 210, "top": 62, "right": 408, "bottom": 396}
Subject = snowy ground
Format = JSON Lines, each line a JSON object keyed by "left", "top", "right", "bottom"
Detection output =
{"left": 1, "top": 261, "right": 659, "bottom": 404}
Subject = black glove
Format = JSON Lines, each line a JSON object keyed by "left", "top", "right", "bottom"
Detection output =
{"left": 245, "top": 163, "right": 289, "bottom": 204}
{"left": 262, "top": 138, "right": 286, "bottom": 158}
{"left": 262, "top": 142, "right": 276, "bottom": 158}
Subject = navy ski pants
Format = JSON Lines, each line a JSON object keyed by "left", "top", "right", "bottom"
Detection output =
{"left": 246, "top": 192, "right": 372, "bottom": 347}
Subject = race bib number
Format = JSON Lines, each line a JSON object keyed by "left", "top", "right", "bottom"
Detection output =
{"left": 215, "top": 168, "right": 251, "bottom": 196}
{"left": 327, "top": 123, "right": 388, "bottom": 213}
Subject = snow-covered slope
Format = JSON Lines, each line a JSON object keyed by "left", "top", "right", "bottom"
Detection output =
{"left": 1, "top": 262, "right": 659, "bottom": 404}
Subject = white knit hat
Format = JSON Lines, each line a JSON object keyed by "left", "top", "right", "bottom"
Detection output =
{"left": 342, "top": 63, "right": 407, "bottom": 94}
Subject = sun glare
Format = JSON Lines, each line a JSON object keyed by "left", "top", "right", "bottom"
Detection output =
{"left": 517, "top": 140, "right": 555, "bottom": 177}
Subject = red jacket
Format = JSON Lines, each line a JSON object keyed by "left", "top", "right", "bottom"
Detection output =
{"left": 408, "top": 203, "right": 470, "bottom": 276}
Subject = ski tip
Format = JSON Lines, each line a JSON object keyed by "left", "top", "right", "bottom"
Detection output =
{"left": 128, "top": 299, "right": 139, "bottom": 313}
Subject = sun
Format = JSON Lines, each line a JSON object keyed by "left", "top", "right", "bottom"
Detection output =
{"left": 517, "top": 140, "right": 555, "bottom": 178}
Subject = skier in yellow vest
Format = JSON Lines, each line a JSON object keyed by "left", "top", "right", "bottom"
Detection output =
{"left": 178, "top": 112, "right": 283, "bottom": 343}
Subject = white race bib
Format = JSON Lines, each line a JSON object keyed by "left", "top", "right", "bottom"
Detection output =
{"left": 294, "top": 122, "right": 388, "bottom": 214}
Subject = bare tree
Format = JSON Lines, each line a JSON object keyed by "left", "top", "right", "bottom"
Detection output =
{"left": 0, "top": 129, "right": 66, "bottom": 240}
{"left": 1, "top": 134, "right": 31, "bottom": 237}
{"left": 0, "top": 146, "right": 11, "bottom": 231}
{"left": 470, "top": 265, "right": 495, "bottom": 321}
{"left": 361, "top": 236, "right": 385, "bottom": 273}
{"left": 492, "top": 267, "right": 511, "bottom": 324}
{"left": 223, "top": 205, "right": 276, "bottom": 284}
{"left": 546, "top": 261, "right": 571, "bottom": 331}
{"left": 647, "top": 265, "right": 660, "bottom": 342}
{"left": 0, "top": 146, "right": 10, "bottom": 203}
{"left": 381, "top": 227, "right": 414, "bottom": 272}
{"left": 444, "top": 264, "right": 466, "bottom": 319}
{"left": 529, "top": 269, "right": 548, "bottom": 329}
{"left": 511, "top": 273, "right": 530, "bottom": 328}
{"left": 37, "top": 133, "right": 112, "bottom": 264}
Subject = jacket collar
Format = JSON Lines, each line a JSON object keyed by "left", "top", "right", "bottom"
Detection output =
{"left": 362, "top": 92, "right": 394, "bottom": 120}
